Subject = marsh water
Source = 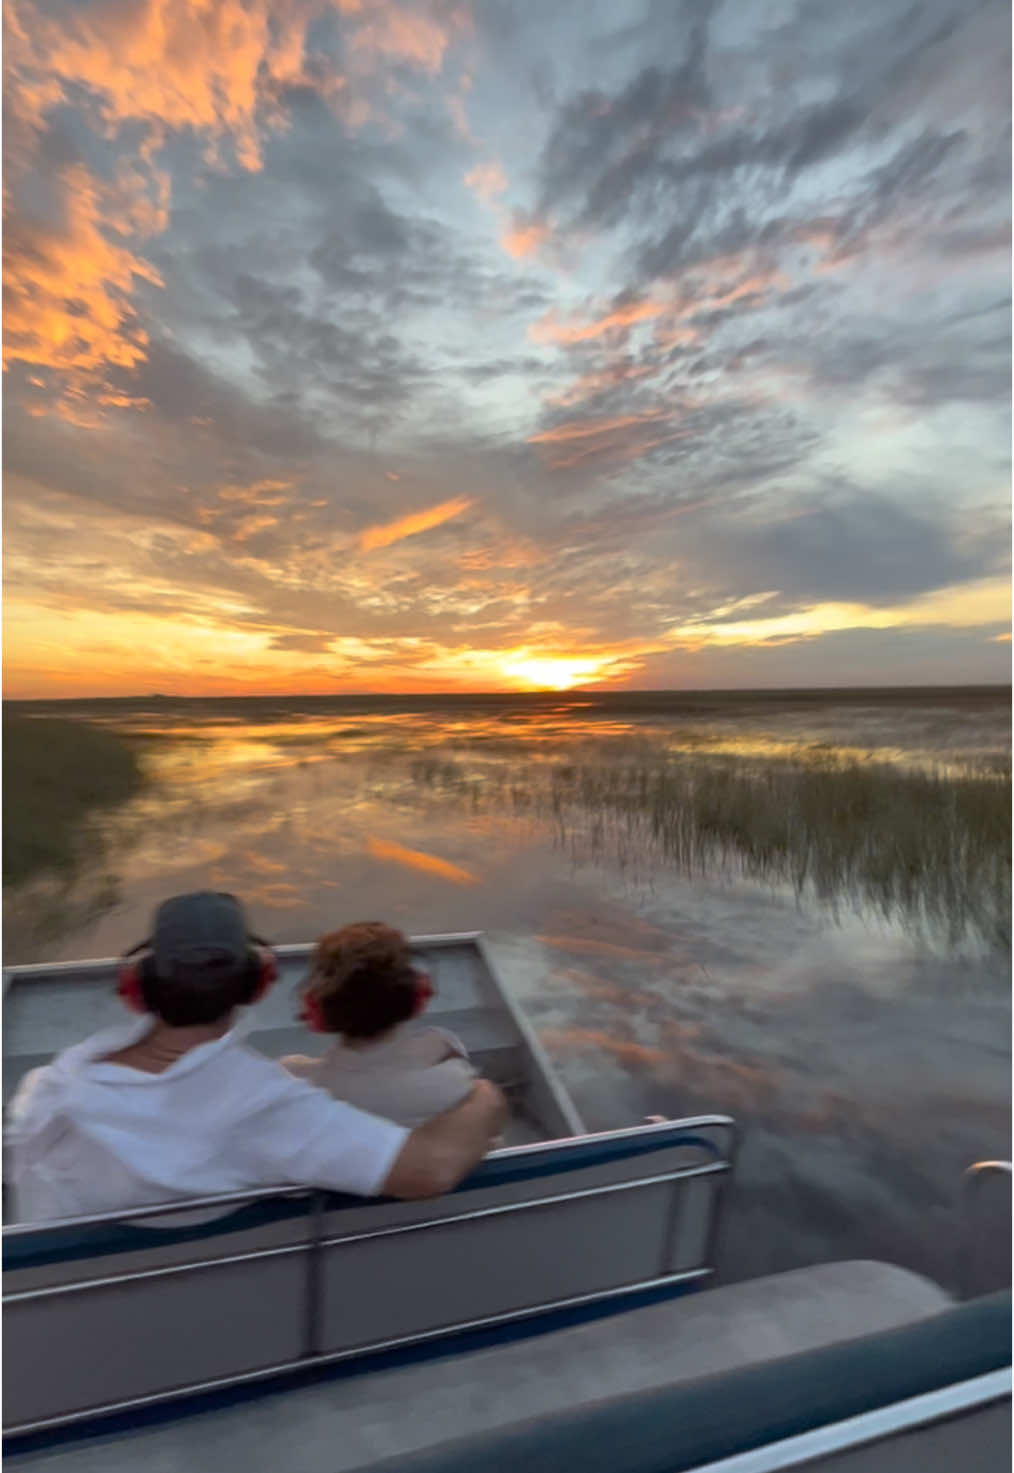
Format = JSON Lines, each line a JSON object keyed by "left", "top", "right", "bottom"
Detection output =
{"left": 4, "top": 687, "right": 1011, "bottom": 1290}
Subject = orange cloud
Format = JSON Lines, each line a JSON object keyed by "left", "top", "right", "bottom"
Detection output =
{"left": 359, "top": 496, "right": 473, "bottom": 551}
{"left": 529, "top": 410, "right": 689, "bottom": 471}
{"left": 4, "top": 0, "right": 318, "bottom": 172}
{"left": 531, "top": 298, "right": 666, "bottom": 346}
{"left": 347, "top": 2, "right": 465, "bottom": 75}
{"left": 3, "top": 164, "right": 162, "bottom": 409}
{"left": 457, "top": 540, "right": 542, "bottom": 572}
{"left": 651, "top": 323, "right": 704, "bottom": 350}
{"left": 500, "top": 213, "right": 550, "bottom": 258}
{"left": 3, "top": 0, "right": 469, "bottom": 411}
{"left": 233, "top": 514, "right": 279, "bottom": 542}
{"left": 529, "top": 410, "right": 668, "bottom": 445}
{"left": 2, "top": 0, "right": 316, "bottom": 407}
{"left": 218, "top": 479, "right": 293, "bottom": 505}
{"left": 366, "top": 837, "right": 478, "bottom": 885}
{"left": 668, "top": 255, "right": 789, "bottom": 319}
{"left": 547, "top": 360, "right": 659, "bottom": 409}
{"left": 706, "top": 271, "right": 788, "bottom": 310}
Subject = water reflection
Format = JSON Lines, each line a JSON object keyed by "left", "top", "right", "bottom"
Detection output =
{"left": 366, "top": 837, "right": 480, "bottom": 886}
{"left": 6, "top": 692, "right": 1009, "bottom": 958}
{"left": 87, "top": 689, "right": 1012, "bottom": 775}
{"left": 4, "top": 691, "right": 1010, "bottom": 1290}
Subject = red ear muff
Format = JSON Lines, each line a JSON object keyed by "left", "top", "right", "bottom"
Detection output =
{"left": 251, "top": 947, "right": 278, "bottom": 1002}
{"left": 116, "top": 962, "right": 149, "bottom": 1014}
{"left": 411, "top": 974, "right": 434, "bottom": 1018}
{"left": 298, "top": 989, "right": 329, "bottom": 1033}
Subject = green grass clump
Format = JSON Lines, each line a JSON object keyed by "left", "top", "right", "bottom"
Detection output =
{"left": 417, "top": 744, "right": 1012, "bottom": 949}
{"left": 559, "top": 753, "right": 1011, "bottom": 947}
{"left": 2, "top": 714, "right": 146, "bottom": 888}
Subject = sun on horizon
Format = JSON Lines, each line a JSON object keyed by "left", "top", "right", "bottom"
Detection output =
{"left": 499, "top": 653, "right": 623, "bottom": 692}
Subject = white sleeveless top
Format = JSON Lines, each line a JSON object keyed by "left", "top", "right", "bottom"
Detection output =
{"left": 281, "top": 1024, "right": 476, "bottom": 1129}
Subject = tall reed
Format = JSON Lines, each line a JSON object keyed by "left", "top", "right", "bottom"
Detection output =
{"left": 414, "top": 745, "right": 1011, "bottom": 948}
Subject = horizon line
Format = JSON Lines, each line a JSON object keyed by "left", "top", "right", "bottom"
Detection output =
{"left": 4, "top": 681, "right": 1011, "bottom": 702}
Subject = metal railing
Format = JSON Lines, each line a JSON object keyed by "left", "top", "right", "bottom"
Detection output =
{"left": 4, "top": 1118, "right": 737, "bottom": 1438}
{"left": 959, "top": 1160, "right": 1012, "bottom": 1301}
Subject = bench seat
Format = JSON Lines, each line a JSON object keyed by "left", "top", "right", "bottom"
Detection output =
{"left": 7, "top": 1262, "right": 965, "bottom": 1471}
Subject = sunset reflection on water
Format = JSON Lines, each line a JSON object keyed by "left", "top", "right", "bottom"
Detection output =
{"left": 4, "top": 690, "right": 1010, "bottom": 1292}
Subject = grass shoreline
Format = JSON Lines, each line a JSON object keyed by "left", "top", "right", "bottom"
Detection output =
{"left": 3, "top": 713, "right": 146, "bottom": 888}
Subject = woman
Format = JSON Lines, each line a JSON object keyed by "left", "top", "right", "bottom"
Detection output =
{"left": 282, "top": 922, "right": 477, "bottom": 1129}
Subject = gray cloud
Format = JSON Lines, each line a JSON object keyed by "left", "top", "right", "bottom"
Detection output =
{"left": 683, "top": 491, "right": 1007, "bottom": 607}
{"left": 3, "top": 0, "right": 1009, "bottom": 689}
{"left": 634, "top": 623, "right": 1011, "bottom": 691}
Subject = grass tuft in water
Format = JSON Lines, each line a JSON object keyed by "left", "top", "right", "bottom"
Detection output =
{"left": 415, "top": 745, "right": 1011, "bottom": 948}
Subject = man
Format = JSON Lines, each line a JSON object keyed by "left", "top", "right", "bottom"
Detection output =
{"left": 7, "top": 892, "right": 507, "bottom": 1222}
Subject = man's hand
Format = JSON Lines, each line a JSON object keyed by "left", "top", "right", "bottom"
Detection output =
{"left": 381, "top": 1079, "right": 508, "bottom": 1200}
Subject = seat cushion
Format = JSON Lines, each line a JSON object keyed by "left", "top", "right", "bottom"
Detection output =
{"left": 6, "top": 1261, "right": 959, "bottom": 1472}
{"left": 356, "top": 1289, "right": 1011, "bottom": 1473}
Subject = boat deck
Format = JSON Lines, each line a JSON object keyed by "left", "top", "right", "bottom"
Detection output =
{"left": 4, "top": 1261, "right": 965, "bottom": 1471}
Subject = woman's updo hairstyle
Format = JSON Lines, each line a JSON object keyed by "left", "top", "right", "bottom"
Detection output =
{"left": 304, "top": 922, "right": 421, "bottom": 1040}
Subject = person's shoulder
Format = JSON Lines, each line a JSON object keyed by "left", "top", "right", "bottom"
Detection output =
{"left": 407, "top": 1030, "right": 477, "bottom": 1094}
{"left": 217, "top": 1040, "right": 324, "bottom": 1102}
{"left": 422, "top": 1027, "right": 471, "bottom": 1064}
{"left": 226, "top": 1043, "right": 386, "bottom": 1124}
{"left": 278, "top": 1053, "right": 322, "bottom": 1082}
{"left": 6, "top": 1065, "right": 54, "bottom": 1122}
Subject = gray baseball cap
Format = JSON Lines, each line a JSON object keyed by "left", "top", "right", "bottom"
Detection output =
{"left": 150, "top": 892, "right": 259, "bottom": 979}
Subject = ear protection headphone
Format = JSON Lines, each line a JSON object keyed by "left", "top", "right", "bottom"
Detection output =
{"left": 116, "top": 938, "right": 278, "bottom": 1014}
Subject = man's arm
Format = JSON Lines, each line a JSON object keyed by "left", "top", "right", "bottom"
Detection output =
{"left": 382, "top": 1079, "right": 507, "bottom": 1199}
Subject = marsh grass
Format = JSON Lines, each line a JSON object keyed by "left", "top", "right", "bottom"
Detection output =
{"left": 2, "top": 713, "right": 146, "bottom": 887}
{"left": 413, "top": 744, "right": 1012, "bottom": 948}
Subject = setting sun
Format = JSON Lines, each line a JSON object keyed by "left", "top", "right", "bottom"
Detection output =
{"left": 499, "top": 653, "right": 612, "bottom": 691}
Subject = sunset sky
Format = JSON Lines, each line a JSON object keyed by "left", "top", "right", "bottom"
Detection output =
{"left": 3, "top": 0, "right": 1011, "bottom": 697}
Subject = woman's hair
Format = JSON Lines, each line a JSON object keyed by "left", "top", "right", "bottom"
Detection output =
{"left": 139, "top": 954, "right": 262, "bottom": 1026}
{"left": 307, "top": 922, "right": 419, "bottom": 1040}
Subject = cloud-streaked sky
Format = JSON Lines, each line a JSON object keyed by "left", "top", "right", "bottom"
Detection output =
{"left": 3, "top": 0, "right": 1010, "bottom": 696}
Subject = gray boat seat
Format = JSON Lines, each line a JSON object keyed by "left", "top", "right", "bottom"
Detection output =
{"left": 354, "top": 1287, "right": 1012, "bottom": 1473}
{"left": 5, "top": 1262, "right": 981, "bottom": 1472}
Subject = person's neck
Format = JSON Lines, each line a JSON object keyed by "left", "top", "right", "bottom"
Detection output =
{"left": 338, "top": 1024, "right": 402, "bottom": 1053}
{"left": 145, "top": 1017, "right": 233, "bottom": 1055}
{"left": 102, "top": 1015, "right": 235, "bottom": 1074}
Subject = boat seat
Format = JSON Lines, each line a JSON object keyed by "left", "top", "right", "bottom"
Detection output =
{"left": 3, "top": 1121, "right": 734, "bottom": 1438}
{"left": 5, "top": 1263, "right": 983, "bottom": 1471}
{"left": 354, "top": 1286, "right": 1012, "bottom": 1473}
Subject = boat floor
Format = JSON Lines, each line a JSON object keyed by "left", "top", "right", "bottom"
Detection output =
{"left": 7, "top": 1261, "right": 953, "bottom": 1471}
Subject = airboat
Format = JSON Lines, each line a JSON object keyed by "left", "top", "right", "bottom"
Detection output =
{"left": 3, "top": 934, "right": 1010, "bottom": 1470}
